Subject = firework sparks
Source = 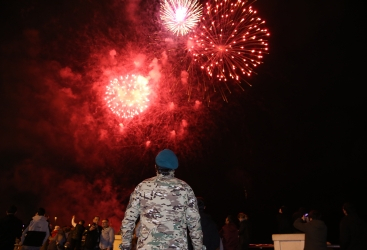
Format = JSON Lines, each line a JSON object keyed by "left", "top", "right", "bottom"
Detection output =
{"left": 187, "top": 0, "right": 270, "bottom": 83}
{"left": 105, "top": 74, "right": 150, "bottom": 119}
{"left": 160, "top": 0, "right": 203, "bottom": 36}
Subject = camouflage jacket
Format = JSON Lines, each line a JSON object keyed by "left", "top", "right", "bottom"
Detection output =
{"left": 120, "top": 172, "right": 203, "bottom": 250}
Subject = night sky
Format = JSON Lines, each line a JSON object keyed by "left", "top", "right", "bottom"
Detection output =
{"left": 1, "top": 0, "right": 366, "bottom": 245}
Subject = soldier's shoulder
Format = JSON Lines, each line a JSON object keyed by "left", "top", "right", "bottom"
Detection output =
{"left": 143, "top": 176, "right": 157, "bottom": 182}
{"left": 135, "top": 176, "right": 157, "bottom": 188}
{"left": 172, "top": 177, "right": 193, "bottom": 188}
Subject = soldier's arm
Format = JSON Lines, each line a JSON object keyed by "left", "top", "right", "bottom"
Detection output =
{"left": 185, "top": 186, "right": 204, "bottom": 250}
{"left": 120, "top": 186, "right": 141, "bottom": 250}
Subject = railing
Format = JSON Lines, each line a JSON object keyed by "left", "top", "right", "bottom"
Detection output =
{"left": 249, "top": 244, "right": 274, "bottom": 249}
{"left": 249, "top": 244, "right": 340, "bottom": 249}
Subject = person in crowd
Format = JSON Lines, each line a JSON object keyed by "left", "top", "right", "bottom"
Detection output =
{"left": 20, "top": 207, "right": 51, "bottom": 250}
{"left": 293, "top": 209, "right": 327, "bottom": 250}
{"left": 119, "top": 149, "right": 204, "bottom": 250}
{"left": 63, "top": 227, "right": 71, "bottom": 241}
{"left": 0, "top": 205, "right": 23, "bottom": 250}
{"left": 339, "top": 202, "right": 367, "bottom": 250}
{"left": 70, "top": 215, "right": 85, "bottom": 250}
{"left": 238, "top": 213, "right": 251, "bottom": 250}
{"left": 48, "top": 225, "right": 61, "bottom": 250}
{"left": 292, "top": 207, "right": 307, "bottom": 233}
{"left": 48, "top": 226, "right": 66, "bottom": 250}
{"left": 55, "top": 227, "right": 66, "bottom": 250}
{"left": 276, "top": 205, "right": 293, "bottom": 234}
{"left": 63, "top": 227, "right": 74, "bottom": 250}
{"left": 220, "top": 215, "right": 238, "bottom": 250}
{"left": 99, "top": 219, "right": 115, "bottom": 250}
{"left": 192, "top": 197, "right": 220, "bottom": 250}
{"left": 83, "top": 216, "right": 102, "bottom": 250}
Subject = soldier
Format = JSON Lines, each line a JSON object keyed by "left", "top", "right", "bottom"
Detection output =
{"left": 119, "top": 149, "right": 204, "bottom": 250}
{"left": 0, "top": 205, "right": 23, "bottom": 250}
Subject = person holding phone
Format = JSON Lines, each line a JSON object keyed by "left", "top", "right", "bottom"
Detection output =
{"left": 293, "top": 210, "right": 327, "bottom": 250}
{"left": 83, "top": 217, "right": 102, "bottom": 250}
{"left": 303, "top": 213, "right": 309, "bottom": 223}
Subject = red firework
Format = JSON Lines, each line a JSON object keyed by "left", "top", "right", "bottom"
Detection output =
{"left": 187, "top": 0, "right": 270, "bottom": 83}
{"left": 105, "top": 74, "right": 151, "bottom": 119}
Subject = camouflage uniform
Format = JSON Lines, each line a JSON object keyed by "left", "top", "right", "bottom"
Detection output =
{"left": 120, "top": 171, "right": 203, "bottom": 250}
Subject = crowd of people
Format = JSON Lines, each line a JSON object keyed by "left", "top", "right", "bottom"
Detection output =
{"left": 1, "top": 149, "right": 366, "bottom": 250}
{"left": 0, "top": 207, "right": 114, "bottom": 250}
{"left": 1, "top": 198, "right": 366, "bottom": 250}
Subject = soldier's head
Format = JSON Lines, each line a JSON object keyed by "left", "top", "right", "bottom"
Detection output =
{"left": 155, "top": 149, "right": 178, "bottom": 175}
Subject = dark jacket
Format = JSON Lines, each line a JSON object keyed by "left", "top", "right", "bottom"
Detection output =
{"left": 340, "top": 214, "right": 367, "bottom": 250}
{"left": 238, "top": 220, "right": 250, "bottom": 250}
{"left": 200, "top": 211, "right": 220, "bottom": 250}
{"left": 0, "top": 214, "right": 23, "bottom": 250}
{"left": 220, "top": 223, "right": 238, "bottom": 250}
{"left": 276, "top": 213, "right": 293, "bottom": 234}
{"left": 72, "top": 223, "right": 85, "bottom": 240}
{"left": 83, "top": 224, "right": 102, "bottom": 249}
{"left": 293, "top": 218, "right": 327, "bottom": 250}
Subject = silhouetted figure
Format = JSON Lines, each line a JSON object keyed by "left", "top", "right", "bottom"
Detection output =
{"left": 70, "top": 216, "right": 85, "bottom": 250}
{"left": 276, "top": 206, "right": 293, "bottom": 234}
{"left": 339, "top": 202, "right": 367, "bottom": 250}
{"left": 237, "top": 213, "right": 250, "bottom": 250}
{"left": 220, "top": 215, "right": 238, "bottom": 250}
{"left": 0, "top": 205, "right": 23, "bottom": 250}
{"left": 64, "top": 227, "right": 73, "bottom": 249}
{"left": 293, "top": 210, "right": 327, "bottom": 250}
{"left": 197, "top": 197, "right": 220, "bottom": 250}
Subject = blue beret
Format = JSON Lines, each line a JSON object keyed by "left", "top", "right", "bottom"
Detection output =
{"left": 155, "top": 149, "right": 178, "bottom": 170}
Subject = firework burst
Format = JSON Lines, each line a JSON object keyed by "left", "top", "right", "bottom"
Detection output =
{"left": 105, "top": 74, "right": 151, "bottom": 119}
{"left": 188, "top": 0, "right": 270, "bottom": 83}
{"left": 160, "top": 0, "right": 203, "bottom": 36}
